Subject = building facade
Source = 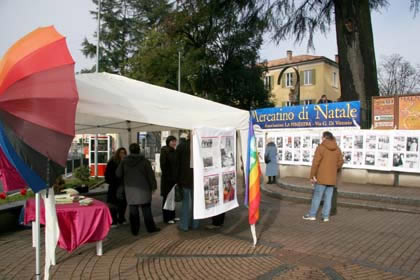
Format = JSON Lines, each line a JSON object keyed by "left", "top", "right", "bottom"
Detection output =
{"left": 264, "top": 51, "right": 341, "bottom": 106}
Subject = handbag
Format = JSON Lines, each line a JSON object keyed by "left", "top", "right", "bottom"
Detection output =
{"left": 175, "top": 184, "right": 184, "bottom": 202}
{"left": 264, "top": 154, "right": 271, "bottom": 164}
{"left": 163, "top": 186, "right": 176, "bottom": 211}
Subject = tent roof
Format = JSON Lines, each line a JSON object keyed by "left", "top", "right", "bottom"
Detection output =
{"left": 75, "top": 72, "right": 249, "bottom": 134}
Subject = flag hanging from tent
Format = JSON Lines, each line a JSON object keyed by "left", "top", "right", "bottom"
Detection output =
{"left": 245, "top": 115, "right": 261, "bottom": 225}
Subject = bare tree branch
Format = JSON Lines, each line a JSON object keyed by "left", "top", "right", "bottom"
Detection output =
{"left": 378, "top": 54, "right": 420, "bottom": 96}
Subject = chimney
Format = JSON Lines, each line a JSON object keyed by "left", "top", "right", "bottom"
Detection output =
{"left": 335, "top": 54, "right": 339, "bottom": 64}
{"left": 287, "top": 50, "right": 293, "bottom": 61}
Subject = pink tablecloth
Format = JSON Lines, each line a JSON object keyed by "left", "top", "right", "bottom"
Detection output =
{"left": 24, "top": 198, "right": 112, "bottom": 252}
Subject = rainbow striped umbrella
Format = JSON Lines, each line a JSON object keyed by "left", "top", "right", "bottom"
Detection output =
{"left": 0, "top": 26, "right": 78, "bottom": 192}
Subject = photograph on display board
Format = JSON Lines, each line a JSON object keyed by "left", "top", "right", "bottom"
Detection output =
{"left": 286, "top": 136, "right": 293, "bottom": 148}
{"left": 343, "top": 151, "right": 352, "bottom": 165}
{"left": 277, "top": 149, "right": 283, "bottom": 161}
{"left": 378, "top": 136, "right": 390, "bottom": 150}
{"left": 276, "top": 137, "right": 283, "bottom": 148}
{"left": 222, "top": 172, "right": 236, "bottom": 203}
{"left": 285, "top": 150, "right": 293, "bottom": 161}
{"left": 353, "top": 151, "right": 364, "bottom": 166}
{"left": 203, "top": 157, "right": 214, "bottom": 168}
{"left": 343, "top": 136, "right": 353, "bottom": 149}
{"left": 404, "top": 153, "right": 419, "bottom": 169}
{"left": 393, "top": 136, "right": 406, "bottom": 151}
{"left": 312, "top": 136, "right": 321, "bottom": 149}
{"left": 203, "top": 174, "right": 220, "bottom": 209}
{"left": 354, "top": 135, "right": 364, "bottom": 150}
{"left": 294, "top": 150, "right": 301, "bottom": 162}
{"left": 257, "top": 137, "right": 263, "bottom": 148}
{"left": 393, "top": 153, "right": 404, "bottom": 167}
{"left": 201, "top": 138, "right": 214, "bottom": 148}
{"left": 376, "top": 152, "right": 389, "bottom": 168}
{"left": 294, "top": 136, "right": 301, "bottom": 149}
{"left": 366, "top": 135, "right": 377, "bottom": 150}
{"left": 302, "top": 150, "right": 311, "bottom": 163}
{"left": 220, "top": 136, "right": 235, "bottom": 167}
{"left": 407, "top": 137, "right": 419, "bottom": 152}
{"left": 302, "top": 136, "right": 311, "bottom": 149}
{"left": 200, "top": 137, "right": 220, "bottom": 169}
{"left": 365, "top": 152, "right": 375, "bottom": 166}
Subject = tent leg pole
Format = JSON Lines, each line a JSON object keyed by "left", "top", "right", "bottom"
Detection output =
{"left": 94, "top": 134, "right": 98, "bottom": 177}
{"left": 35, "top": 193, "right": 41, "bottom": 280}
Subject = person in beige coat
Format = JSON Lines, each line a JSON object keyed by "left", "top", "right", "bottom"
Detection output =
{"left": 303, "top": 131, "right": 344, "bottom": 222}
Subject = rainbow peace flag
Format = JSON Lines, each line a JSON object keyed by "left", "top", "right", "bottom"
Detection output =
{"left": 245, "top": 115, "right": 261, "bottom": 225}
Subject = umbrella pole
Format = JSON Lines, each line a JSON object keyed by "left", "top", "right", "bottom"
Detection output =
{"left": 35, "top": 192, "right": 41, "bottom": 280}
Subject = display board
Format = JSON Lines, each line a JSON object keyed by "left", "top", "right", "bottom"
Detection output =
{"left": 257, "top": 129, "right": 420, "bottom": 173}
{"left": 398, "top": 95, "right": 420, "bottom": 129}
{"left": 372, "top": 96, "right": 395, "bottom": 129}
{"left": 193, "top": 127, "right": 239, "bottom": 219}
{"left": 251, "top": 101, "right": 360, "bottom": 129}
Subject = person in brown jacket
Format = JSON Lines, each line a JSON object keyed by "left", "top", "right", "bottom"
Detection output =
{"left": 303, "top": 131, "right": 344, "bottom": 222}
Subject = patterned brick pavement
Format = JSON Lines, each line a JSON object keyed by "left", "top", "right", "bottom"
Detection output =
{"left": 1, "top": 191, "right": 420, "bottom": 279}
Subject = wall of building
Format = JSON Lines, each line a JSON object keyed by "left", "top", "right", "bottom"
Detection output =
{"left": 322, "top": 63, "right": 341, "bottom": 101}
{"left": 267, "top": 61, "right": 340, "bottom": 106}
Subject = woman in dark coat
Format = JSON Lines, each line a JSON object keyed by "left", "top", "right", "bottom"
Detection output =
{"left": 160, "top": 135, "right": 178, "bottom": 224}
{"left": 116, "top": 143, "right": 159, "bottom": 235}
{"left": 105, "top": 147, "right": 127, "bottom": 225}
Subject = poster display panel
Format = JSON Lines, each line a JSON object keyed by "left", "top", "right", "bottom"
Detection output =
{"left": 258, "top": 128, "right": 420, "bottom": 173}
{"left": 193, "top": 127, "right": 238, "bottom": 219}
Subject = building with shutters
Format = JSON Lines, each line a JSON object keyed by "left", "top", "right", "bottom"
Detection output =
{"left": 263, "top": 50, "right": 341, "bottom": 107}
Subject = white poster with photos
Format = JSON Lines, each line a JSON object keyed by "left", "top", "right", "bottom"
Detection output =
{"left": 193, "top": 127, "right": 238, "bottom": 219}
{"left": 262, "top": 128, "right": 420, "bottom": 173}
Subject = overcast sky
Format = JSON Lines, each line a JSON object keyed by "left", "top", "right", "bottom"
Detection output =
{"left": 1, "top": 0, "right": 419, "bottom": 72}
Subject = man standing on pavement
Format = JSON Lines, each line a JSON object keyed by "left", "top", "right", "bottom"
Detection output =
{"left": 176, "top": 131, "right": 199, "bottom": 231}
{"left": 303, "top": 131, "right": 343, "bottom": 222}
{"left": 116, "top": 143, "right": 160, "bottom": 235}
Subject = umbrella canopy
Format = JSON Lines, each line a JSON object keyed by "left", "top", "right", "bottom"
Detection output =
{"left": 0, "top": 26, "right": 78, "bottom": 192}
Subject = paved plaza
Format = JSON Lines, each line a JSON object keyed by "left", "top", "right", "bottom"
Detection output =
{"left": 1, "top": 182, "right": 420, "bottom": 279}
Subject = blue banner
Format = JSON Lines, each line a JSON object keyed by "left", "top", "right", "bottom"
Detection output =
{"left": 251, "top": 101, "right": 360, "bottom": 129}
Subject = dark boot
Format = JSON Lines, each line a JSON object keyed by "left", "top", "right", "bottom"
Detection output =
{"left": 267, "top": 177, "right": 272, "bottom": 184}
{"left": 272, "top": 176, "right": 276, "bottom": 184}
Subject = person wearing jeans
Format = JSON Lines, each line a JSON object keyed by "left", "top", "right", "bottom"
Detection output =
{"left": 176, "top": 132, "right": 199, "bottom": 231}
{"left": 179, "top": 188, "right": 199, "bottom": 231}
{"left": 308, "top": 184, "right": 334, "bottom": 219}
{"left": 303, "top": 131, "right": 343, "bottom": 222}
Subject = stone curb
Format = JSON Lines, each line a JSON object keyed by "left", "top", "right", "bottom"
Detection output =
{"left": 261, "top": 183, "right": 420, "bottom": 214}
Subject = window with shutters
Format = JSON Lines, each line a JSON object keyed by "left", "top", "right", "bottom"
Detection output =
{"left": 264, "top": 75, "right": 273, "bottom": 90}
{"left": 286, "top": 72, "right": 293, "bottom": 87}
{"left": 304, "top": 70, "right": 314, "bottom": 85}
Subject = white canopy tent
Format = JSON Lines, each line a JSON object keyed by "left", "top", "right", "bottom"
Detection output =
{"left": 75, "top": 72, "right": 250, "bottom": 178}
{"left": 75, "top": 72, "right": 249, "bottom": 140}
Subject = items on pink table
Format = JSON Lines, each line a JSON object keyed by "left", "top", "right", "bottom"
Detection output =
{"left": 24, "top": 198, "right": 112, "bottom": 252}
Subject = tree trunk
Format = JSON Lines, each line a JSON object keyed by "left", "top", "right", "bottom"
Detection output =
{"left": 334, "top": 0, "right": 379, "bottom": 128}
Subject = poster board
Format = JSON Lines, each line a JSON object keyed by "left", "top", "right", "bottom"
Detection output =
{"left": 398, "top": 95, "right": 420, "bottom": 129}
{"left": 257, "top": 128, "right": 420, "bottom": 173}
{"left": 372, "top": 96, "right": 395, "bottom": 129}
{"left": 193, "top": 127, "right": 239, "bottom": 219}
